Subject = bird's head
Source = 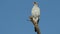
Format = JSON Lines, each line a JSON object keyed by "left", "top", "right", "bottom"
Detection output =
{"left": 33, "top": 2, "right": 38, "bottom": 6}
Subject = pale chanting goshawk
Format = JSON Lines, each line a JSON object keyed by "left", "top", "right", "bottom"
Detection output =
{"left": 31, "top": 2, "right": 40, "bottom": 32}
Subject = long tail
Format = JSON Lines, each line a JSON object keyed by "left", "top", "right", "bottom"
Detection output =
{"left": 34, "top": 27, "right": 37, "bottom": 32}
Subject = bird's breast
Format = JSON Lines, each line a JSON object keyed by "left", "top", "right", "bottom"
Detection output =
{"left": 32, "top": 6, "right": 40, "bottom": 17}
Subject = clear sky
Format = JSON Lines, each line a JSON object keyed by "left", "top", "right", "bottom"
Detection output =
{"left": 0, "top": 0, "right": 60, "bottom": 34}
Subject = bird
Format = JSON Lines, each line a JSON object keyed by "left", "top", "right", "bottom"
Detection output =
{"left": 31, "top": 2, "right": 40, "bottom": 32}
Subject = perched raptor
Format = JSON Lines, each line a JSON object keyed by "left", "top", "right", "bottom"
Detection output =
{"left": 31, "top": 2, "right": 40, "bottom": 32}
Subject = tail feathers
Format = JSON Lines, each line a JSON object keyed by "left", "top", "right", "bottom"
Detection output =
{"left": 34, "top": 27, "right": 37, "bottom": 32}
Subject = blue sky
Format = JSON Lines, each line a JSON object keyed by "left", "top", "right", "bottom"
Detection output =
{"left": 0, "top": 0, "right": 60, "bottom": 34}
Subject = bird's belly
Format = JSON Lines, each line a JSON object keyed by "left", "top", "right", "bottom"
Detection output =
{"left": 32, "top": 10, "right": 40, "bottom": 17}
